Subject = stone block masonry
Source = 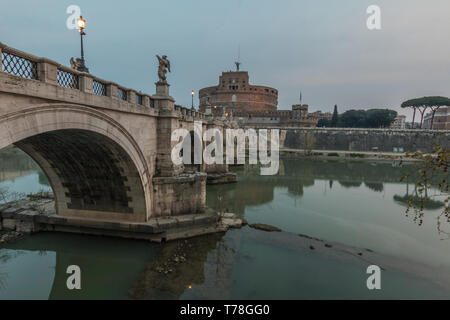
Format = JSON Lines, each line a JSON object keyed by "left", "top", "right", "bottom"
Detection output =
{"left": 280, "top": 128, "right": 450, "bottom": 153}
{"left": 0, "top": 199, "right": 244, "bottom": 243}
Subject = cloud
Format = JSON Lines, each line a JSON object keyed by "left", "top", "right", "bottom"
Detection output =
{"left": 1, "top": 0, "right": 449, "bottom": 121}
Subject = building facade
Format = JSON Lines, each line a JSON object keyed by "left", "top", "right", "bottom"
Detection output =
{"left": 199, "top": 68, "right": 278, "bottom": 115}
{"left": 199, "top": 65, "right": 319, "bottom": 127}
{"left": 423, "top": 106, "right": 450, "bottom": 130}
{"left": 390, "top": 115, "right": 407, "bottom": 129}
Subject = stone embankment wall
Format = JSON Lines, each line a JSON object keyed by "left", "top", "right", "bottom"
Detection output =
{"left": 278, "top": 128, "right": 450, "bottom": 153}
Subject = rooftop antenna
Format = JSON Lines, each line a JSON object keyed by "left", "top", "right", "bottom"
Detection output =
{"left": 235, "top": 45, "right": 241, "bottom": 71}
{"left": 299, "top": 91, "right": 302, "bottom": 104}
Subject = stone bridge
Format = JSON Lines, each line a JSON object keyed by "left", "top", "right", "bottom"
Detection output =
{"left": 0, "top": 42, "right": 232, "bottom": 224}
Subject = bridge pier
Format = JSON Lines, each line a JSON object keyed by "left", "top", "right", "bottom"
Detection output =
{"left": 151, "top": 82, "right": 207, "bottom": 216}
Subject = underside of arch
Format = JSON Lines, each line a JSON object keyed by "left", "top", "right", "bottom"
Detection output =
{"left": 0, "top": 104, "right": 151, "bottom": 222}
{"left": 16, "top": 129, "right": 146, "bottom": 221}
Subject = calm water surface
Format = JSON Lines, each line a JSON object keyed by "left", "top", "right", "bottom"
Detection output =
{"left": 0, "top": 149, "right": 449, "bottom": 299}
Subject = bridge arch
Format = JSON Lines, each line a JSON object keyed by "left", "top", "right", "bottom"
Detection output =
{"left": 0, "top": 103, "right": 152, "bottom": 222}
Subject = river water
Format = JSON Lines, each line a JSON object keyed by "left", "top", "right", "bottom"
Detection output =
{"left": 0, "top": 149, "right": 449, "bottom": 299}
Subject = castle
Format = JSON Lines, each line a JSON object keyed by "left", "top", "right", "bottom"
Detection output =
{"left": 199, "top": 63, "right": 325, "bottom": 127}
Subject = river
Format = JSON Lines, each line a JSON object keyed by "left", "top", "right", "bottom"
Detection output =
{"left": 0, "top": 148, "right": 449, "bottom": 299}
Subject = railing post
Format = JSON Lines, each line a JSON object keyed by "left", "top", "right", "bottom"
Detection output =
{"left": 106, "top": 83, "right": 118, "bottom": 99}
{"left": 79, "top": 73, "right": 93, "bottom": 94}
{"left": 128, "top": 89, "right": 136, "bottom": 104}
{"left": 37, "top": 58, "right": 58, "bottom": 85}
{"left": 142, "top": 95, "right": 151, "bottom": 107}
{"left": 0, "top": 44, "right": 3, "bottom": 72}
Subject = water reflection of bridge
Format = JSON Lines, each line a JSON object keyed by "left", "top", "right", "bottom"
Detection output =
{"left": 2, "top": 231, "right": 233, "bottom": 299}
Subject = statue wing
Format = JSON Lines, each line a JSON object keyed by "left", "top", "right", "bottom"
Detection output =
{"left": 156, "top": 55, "right": 161, "bottom": 62}
{"left": 167, "top": 60, "right": 171, "bottom": 73}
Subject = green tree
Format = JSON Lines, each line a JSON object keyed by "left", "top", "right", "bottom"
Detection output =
{"left": 337, "top": 109, "right": 396, "bottom": 128}
{"left": 339, "top": 110, "right": 366, "bottom": 128}
{"left": 317, "top": 118, "right": 330, "bottom": 127}
{"left": 330, "top": 105, "right": 339, "bottom": 127}
{"left": 401, "top": 96, "right": 450, "bottom": 129}
{"left": 365, "top": 109, "right": 397, "bottom": 128}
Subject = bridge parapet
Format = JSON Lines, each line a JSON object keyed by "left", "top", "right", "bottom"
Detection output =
{"left": 0, "top": 42, "right": 157, "bottom": 112}
{"left": 0, "top": 42, "right": 215, "bottom": 124}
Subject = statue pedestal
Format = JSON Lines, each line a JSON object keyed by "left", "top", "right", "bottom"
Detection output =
{"left": 152, "top": 81, "right": 182, "bottom": 176}
{"left": 155, "top": 82, "right": 170, "bottom": 96}
{"left": 152, "top": 82, "right": 175, "bottom": 110}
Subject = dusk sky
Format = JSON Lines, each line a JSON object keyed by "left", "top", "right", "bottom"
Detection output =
{"left": 1, "top": 0, "right": 449, "bottom": 119}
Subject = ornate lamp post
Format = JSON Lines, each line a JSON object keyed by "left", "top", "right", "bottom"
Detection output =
{"left": 191, "top": 90, "right": 195, "bottom": 109}
{"left": 77, "top": 16, "right": 89, "bottom": 72}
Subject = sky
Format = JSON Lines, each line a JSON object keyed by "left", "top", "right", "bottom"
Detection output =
{"left": 1, "top": 0, "right": 449, "bottom": 120}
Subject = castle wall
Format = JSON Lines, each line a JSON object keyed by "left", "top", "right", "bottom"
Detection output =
{"left": 199, "top": 71, "right": 278, "bottom": 114}
{"left": 279, "top": 128, "right": 450, "bottom": 153}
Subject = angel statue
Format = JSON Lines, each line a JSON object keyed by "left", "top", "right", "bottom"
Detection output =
{"left": 156, "top": 55, "right": 171, "bottom": 84}
{"left": 70, "top": 57, "right": 81, "bottom": 70}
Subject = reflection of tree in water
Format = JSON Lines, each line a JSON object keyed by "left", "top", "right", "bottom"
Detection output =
{"left": 394, "top": 195, "right": 444, "bottom": 211}
{"left": 338, "top": 181, "right": 362, "bottom": 188}
{"left": 365, "top": 182, "right": 384, "bottom": 193}
{"left": 0, "top": 250, "right": 26, "bottom": 290}
{"left": 283, "top": 160, "right": 315, "bottom": 197}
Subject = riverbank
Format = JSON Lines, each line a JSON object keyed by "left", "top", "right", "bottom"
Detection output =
{"left": 280, "top": 148, "right": 420, "bottom": 162}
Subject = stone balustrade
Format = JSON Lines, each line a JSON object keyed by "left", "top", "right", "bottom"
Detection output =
{"left": 0, "top": 42, "right": 208, "bottom": 118}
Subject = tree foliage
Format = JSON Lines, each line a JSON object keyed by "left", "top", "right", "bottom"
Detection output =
{"left": 318, "top": 108, "right": 397, "bottom": 128}
{"left": 401, "top": 96, "right": 450, "bottom": 108}
{"left": 339, "top": 109, "right": 367, "bottom": 128}
{"left": 330, "top": 105, "right": 339, "bottom": 127}
{"left": 401, "top": 96, "right": 450, "bottom": 129}
{"left": 317, "top": 118, "right": 330, "bottom": 127}
{"left": 400, "top": 146, "right": 449, "bottom": 239}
